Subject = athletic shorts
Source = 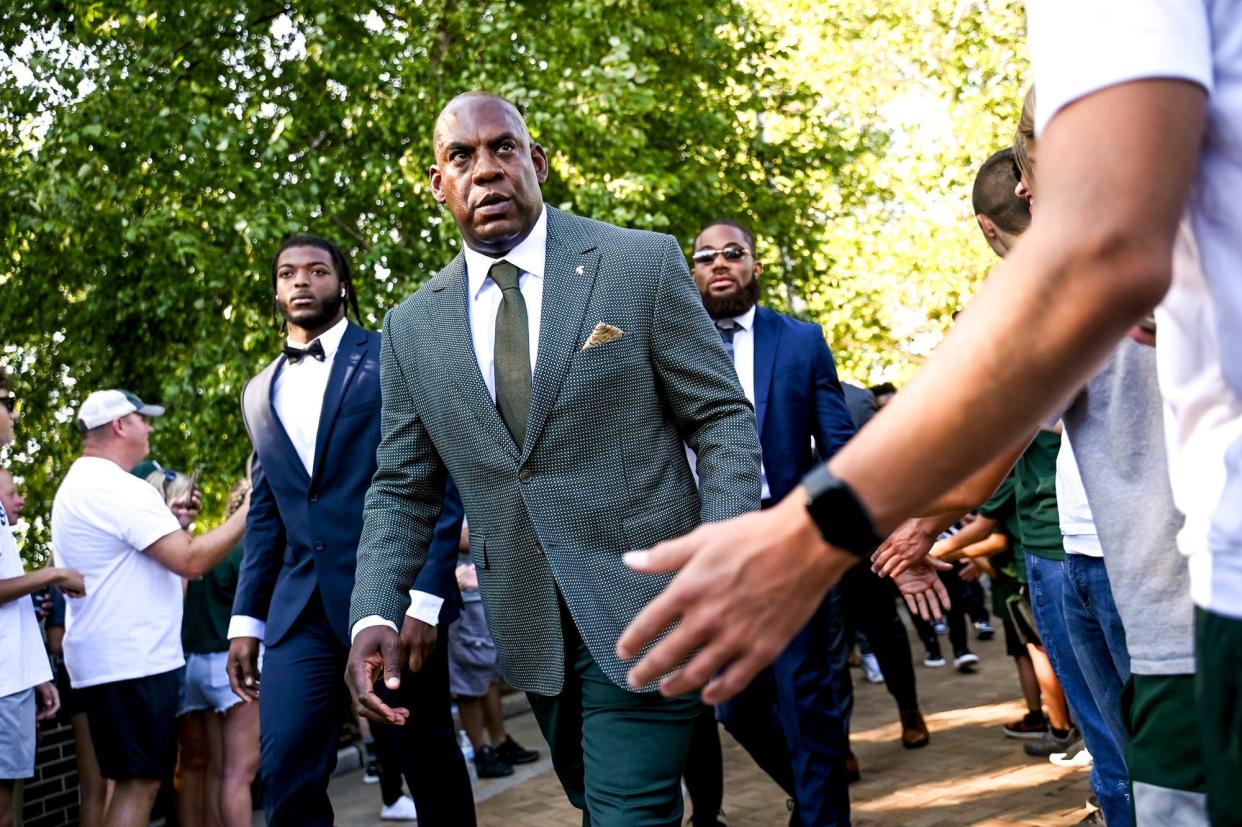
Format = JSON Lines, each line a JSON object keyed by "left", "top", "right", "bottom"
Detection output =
{"left": 0, "top": 688, "right": 36, "bottom": 779}
{"left": 79, "top": 668, "right": 181, "bottom": 780}
{"left": 1005, "top": 590, "right": 1042, "bottom": 649}
{"left": 55, "top": 662, "right": 83, "bottom": 720}
{"left": 448, "top": 602, "right": 503, "bottom": 698}
{"left": 178, "top": 650, "right": 259, "bottom": 716}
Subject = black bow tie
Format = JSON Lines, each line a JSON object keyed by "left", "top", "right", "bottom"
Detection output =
{"left": 284, "top": 339, "right": 326, "bottom": 364}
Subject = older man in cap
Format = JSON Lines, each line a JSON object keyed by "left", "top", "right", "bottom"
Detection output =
{"left": 51, "top": 389, "right": 249, "bottom": 827}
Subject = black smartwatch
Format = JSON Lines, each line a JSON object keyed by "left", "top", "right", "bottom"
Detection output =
{"left": 801, "top": 464, "right": 884, "bottom": 556}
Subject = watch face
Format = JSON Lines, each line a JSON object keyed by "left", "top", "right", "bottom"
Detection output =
{"left": 802, "top": 465, "right": 881, "bottom": 556}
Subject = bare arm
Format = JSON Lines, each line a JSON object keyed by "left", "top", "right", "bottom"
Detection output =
{"left": 144, "top": 497, "right": 249, "bottom": 579}
{"left": 929, "top": 515, "right": 999, "bottom": 560}
{"left": 915, "top": 437, "right": 1029, "bottom": 516}
{"left": 619, "top": 79, "right": 1206, "bottom": 702}
{"left": 0, "top": 567, "right": 84, "bottom": 605}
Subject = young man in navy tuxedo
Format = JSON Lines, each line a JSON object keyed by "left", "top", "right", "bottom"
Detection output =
{"left": 225, "top": 236, "right": 472, "bottom": 825}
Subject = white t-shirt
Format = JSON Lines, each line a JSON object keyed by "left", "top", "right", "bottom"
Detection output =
{"left": 1030, "top": 0, "right": 1242, "bottom": 617}
{"left": 1055, "top": 432, "right": 1103, "bottom": 558}
{"left": 51, "top": 457, "right": 183, "bottom": 687}
{"left": 0, "top": 506, "right": 53, "bottom": 697}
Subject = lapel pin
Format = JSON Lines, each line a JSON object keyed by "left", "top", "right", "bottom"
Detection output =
{"left": 575, "top": 265, "right": 584, "bottom": 276}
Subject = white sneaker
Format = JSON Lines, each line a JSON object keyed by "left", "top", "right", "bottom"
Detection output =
{"left": 380, "top": 794, "right": 418, "bottom": 821}
{"left": 953, "top": 652, "right": 979, "bottom": 673}
{"left": 861, "top": 653, "right": 884, "bottom": 683}
{"left": 1050, "top": 749, "right": 1093, "bottom": 768}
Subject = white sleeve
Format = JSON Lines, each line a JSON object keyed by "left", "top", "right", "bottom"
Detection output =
{"left": 405, "top": 590, "right": 445, "bottom": 626}
{"left": 107, "top": 477, "right": 182, "bottom": 552}
{"left": 227, "top": 615, "right": 267, "bottom": 640}
{"left": 1028, "top": 0, "right": 1213, "bottom": 136}
{"left": 351, "top": 615, "right": 399, "bottom": 641}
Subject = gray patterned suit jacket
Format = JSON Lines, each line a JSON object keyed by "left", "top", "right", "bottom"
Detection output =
{"left": 350, "top": 207, "right": 762, "bottom": 694}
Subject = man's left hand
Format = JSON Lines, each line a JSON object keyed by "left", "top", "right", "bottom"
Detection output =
{"left": 400, "top": 616, "right": 437, "bottom": 673}
{"left": 617, "top": 490, "right": 859, "bottom": 705}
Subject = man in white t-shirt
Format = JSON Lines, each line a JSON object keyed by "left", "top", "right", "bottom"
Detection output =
{"left": 51, "top": 388, "right": 249, "bottom": 827}
{"left": 619, "top": 2, "right": 1242, "bottom": 823}
{"left": 0, "top": 368, "right": 84, "bottom": 827}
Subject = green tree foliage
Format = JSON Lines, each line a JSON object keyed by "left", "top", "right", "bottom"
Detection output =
{"left": 0, "top": 1, "right": 859, "bottom": 563}
{"left": 754, "top": 0, "right": 1029, "bottom": 381}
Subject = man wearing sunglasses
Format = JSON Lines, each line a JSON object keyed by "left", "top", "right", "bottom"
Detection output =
{"left": 688, "top": 220, "right": 860, "bottom": 825}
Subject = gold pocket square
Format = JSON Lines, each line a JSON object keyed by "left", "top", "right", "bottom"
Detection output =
{"left": 582, "top": 322, "right": 624, "bottom": 350}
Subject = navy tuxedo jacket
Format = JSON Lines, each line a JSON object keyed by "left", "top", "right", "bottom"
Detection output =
{"left": 752, "top": 305, "right": 856, "bottom": 499}
{"left": 233, "top": 321, "right": 461, "bottom": 647}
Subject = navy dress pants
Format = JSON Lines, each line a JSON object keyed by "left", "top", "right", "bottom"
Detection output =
{"left": 259, "top": 592, "right": 473, "bottom": 826}
{"left": 717, "top": 587, "right": 853, "bottom": 826}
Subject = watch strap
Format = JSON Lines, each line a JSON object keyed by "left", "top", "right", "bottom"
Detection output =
{"left": 801, "top": 464, "right": 883, "bottom": 556}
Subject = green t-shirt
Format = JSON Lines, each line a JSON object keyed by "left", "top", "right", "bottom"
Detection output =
{"left": 980, "top": 473, "right": 1028, "bottom": 584}
{"left": 1011, "top": 430, "right": 1066, "bottom": 561}
{"left": 182, "top": 542, "right": 244, "bottom": 654}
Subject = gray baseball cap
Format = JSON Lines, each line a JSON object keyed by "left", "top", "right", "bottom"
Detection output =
{"left": 77, "top": 389, "right": 165, "bottom": 432}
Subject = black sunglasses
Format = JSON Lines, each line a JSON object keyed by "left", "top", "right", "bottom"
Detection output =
{"left": 691, "top": 246, "right": 750, "bottom": 266}
{"left": 1, "top": 395, "right": 14, "bottom": 413}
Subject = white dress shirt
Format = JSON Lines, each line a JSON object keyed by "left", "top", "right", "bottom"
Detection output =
{"left": 686, "top": 304, "right": 771, "bottom": 501}
{"left": 273, "top": 316, "right": 349, "bottom": 475}
{"left": 228, "top": 317, "right": 440, "bottom": 642}
{"left": 462, "top": 204, "right": 548, "bottom": 399}
{"left": 348, "top": 207, "right": 551, "bottom": 643}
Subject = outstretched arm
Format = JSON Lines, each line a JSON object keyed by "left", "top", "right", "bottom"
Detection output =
{"left": 621, "top": 79, "right": 1206, "bottom": 703}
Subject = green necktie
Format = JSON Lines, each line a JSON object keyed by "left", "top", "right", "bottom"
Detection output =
{"left": 490, "top": 260, "right": 531, "bottom": 449}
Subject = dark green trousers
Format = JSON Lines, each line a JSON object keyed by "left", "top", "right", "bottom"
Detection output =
{"left": 1122, "top": 674, "right": 1207, "bottom": 824}
{"left": 1195, "top": 608, "right": 1242, "bottom": 827}
{"left": 527, "top": 617, "right": 702, "bottom": 827}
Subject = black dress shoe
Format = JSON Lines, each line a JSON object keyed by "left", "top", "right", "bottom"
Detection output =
{"left": 473, "top": 745, "right": 515, "bottom": 779}
{"left": 494, "top": 735, "right": 540, "bottom": 765}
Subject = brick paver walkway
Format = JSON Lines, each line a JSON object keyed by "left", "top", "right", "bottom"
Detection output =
{"left": 311, "top": 627, "right": 1095, "bottom": 825}
{"left": 473, "top": 630, "right": 1094, "bottom": 826}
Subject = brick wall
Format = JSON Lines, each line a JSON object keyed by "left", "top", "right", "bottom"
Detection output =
{"left": 20, "top": 718, "right": 80, "bottom": 827}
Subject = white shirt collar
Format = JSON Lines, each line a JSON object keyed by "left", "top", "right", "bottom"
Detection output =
{"left": 723, "top": 304, "right": 757, "bottom": 332}
{"left": 285, "top": 315, "right": 349, "bottom": 360}
{"left": 463, "top": 204, "right": 549, "bottom": 299}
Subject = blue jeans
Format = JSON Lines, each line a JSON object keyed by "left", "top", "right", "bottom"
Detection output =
{"left": 1062, "top": 554, "right": 1131, "bottom": 752}
{"left": 1026, "top": 553, "right": 1131, "bottom": 827}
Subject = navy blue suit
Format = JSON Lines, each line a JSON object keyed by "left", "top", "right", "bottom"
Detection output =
{"left": 234, "top": 321, "right": 471, "bottom": 826}
{"left": 716, "top": 306, "right": 857, "bottom": 826}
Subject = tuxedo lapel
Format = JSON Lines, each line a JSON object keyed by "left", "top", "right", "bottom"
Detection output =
{"left": 753, "top": 306, "right": 781, "bottom": 437}
{"left": 429, "top": 254, "right": 520, "bottom": 458}
{"left": 254, "top": 358, "right": 311, "bottom": 487}
{"left": 310, "top": 322, "right": 367, "bottom": 488}
{"left": 523, "top": 208, "right": 600, "bottom": 460}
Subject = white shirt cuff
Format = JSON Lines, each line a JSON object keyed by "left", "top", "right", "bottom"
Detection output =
{"left": 227, "top": 615, "right": 266, "bottom": 641}
{"left": 351, "top": 615, "right": 399, "bottom": 642}
{"left": 406, "top": 590, "right": 444, "bottom": 627}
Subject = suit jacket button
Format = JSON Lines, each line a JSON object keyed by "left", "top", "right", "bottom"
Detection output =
{"left": 313, "top": 541, "right": 324, "bottom": 551}
{"left": 519, "top": 468, "right": 533, "bottom": 484}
